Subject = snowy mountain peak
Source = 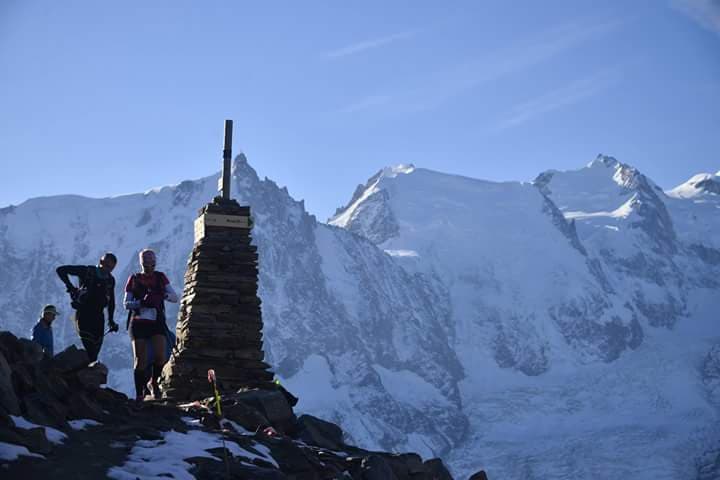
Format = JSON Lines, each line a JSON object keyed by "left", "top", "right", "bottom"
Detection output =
{"left": 327, "top": 169, "right": 400, "bottom": 243}
{"left": 231, "top": 151, "right": 249, "bottom": 171}
{"left": 328, "top": 164, "right": 415, "bottom": 235}
{"left": 666, "top": 172, "right": 720, "bottom": 198}
{"left": 534, "top": 154, "right": 665, "bottom": 212}
{"left": 586, "top": 154, "right": 620, "bottom": 169}
{"left": 538, "top": 155, "right": 679, "bottom": 256}
{"left": 382, "top": 163, "right": 416, "bottom": 177}
{"left": 580, "top": 154, "right": 653, "bottom": 191}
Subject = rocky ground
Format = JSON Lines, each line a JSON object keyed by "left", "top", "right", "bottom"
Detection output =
{"left": 0, "top": 331, "right": 488, "bottom": 479}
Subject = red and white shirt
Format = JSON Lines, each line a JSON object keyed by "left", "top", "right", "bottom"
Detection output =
{"left": 123, "top": 272, "right": 178, "bottom": 322}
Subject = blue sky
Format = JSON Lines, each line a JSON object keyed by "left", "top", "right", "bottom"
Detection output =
{"left": 1, "top": 0, "right": 719, "bottom": 221}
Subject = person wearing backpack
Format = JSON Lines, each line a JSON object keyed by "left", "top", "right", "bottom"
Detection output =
{"left": 123, "top": 249, "right": 178, "bottom": 401}
{"left": 56, "top": 253, "right": 119, "bottom": 362}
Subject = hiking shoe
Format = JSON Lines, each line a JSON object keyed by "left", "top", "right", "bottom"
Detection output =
{"left": 148, "top": 380, "right": 161, "bottom": 400}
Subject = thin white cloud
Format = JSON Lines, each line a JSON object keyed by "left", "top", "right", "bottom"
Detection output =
{"left": 671, "top": 0, "right": 720, "bottom": 35}
{"left": 325, "top": 31, "right": 415, "bottom": 60}
{"left": 337, "top": 17, "right": 624, "bottom": 115}
{"left": 401, "top": 18, "right": 624, "bottom": 112}
{"left": 494, "top": 69, "right": 620, "bottom": 131}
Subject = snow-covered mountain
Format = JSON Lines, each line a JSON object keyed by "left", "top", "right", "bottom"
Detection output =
{"left": 0, "top": 155, "right": 465, "bottom": 460}
{"left": 1, "top": 153, "right": 718, "bottom": 479}
{"left": 330, "top": 155, "right": 720, "bottom": 479}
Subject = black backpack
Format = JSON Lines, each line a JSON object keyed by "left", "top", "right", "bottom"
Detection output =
{"left": 70, "top": 267, "right": 108, "bottom": 309}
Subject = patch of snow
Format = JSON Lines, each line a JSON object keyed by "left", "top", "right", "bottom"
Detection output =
{"left": 107, "top": 429, "right": 277, "bottom": 480}
{"left": 180, "top": 416, "right": 201, "bottom": 428}
{"left": 220, "top": 419, "right": 251, "bottom": 435}
{"left": 9, "top": 416, "right": 37, "bottom": 430}
{"left": 42, "top": 428, "right": 68, "bottom": 445}
{"left": 384, "top": 249, "right": 419, "bottom": 257}
{"left": 10, "top": 415, "right": 67, "bottom": 445}
{"left": 241, "top": 441, "right": 279, "bottom": 468}
{"left": 0, "top": 442, "right": 45, "bottom": 461}
{"left": 68, "top": 419, "right": 102, "bottom": 430}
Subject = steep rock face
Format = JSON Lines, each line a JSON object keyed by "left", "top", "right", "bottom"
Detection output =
{"left": 0, "top": 155, "right": 465, "bottom": 459}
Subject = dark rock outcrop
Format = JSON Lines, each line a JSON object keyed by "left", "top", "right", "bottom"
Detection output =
{"left": 0, "top": 349, "right": 20, "bottom": 415}
{"left": 468, "top": 471, "right": 489, "bottom": 480}
{"left": 0, "top": 330, "right": 476, "bottom": 479}
{"left": 52, "top": 346, "right": 90, "bottom": 374}
{"left": 297, "top": 414, "right": 344, "bottom": 450}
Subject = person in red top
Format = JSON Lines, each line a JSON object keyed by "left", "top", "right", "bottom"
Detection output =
{"left": 124, "top": 249, "right": 178, "bottom": 401}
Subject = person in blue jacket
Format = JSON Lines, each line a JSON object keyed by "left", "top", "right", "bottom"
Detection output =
{"left": 31, "top": 305, "right": 58, "bottom": 357}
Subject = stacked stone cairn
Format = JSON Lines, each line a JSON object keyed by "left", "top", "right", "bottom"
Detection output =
{"left": 160, "top": 197, "right": 275, "bottom": 400}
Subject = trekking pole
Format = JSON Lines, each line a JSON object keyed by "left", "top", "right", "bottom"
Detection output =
{"left": 208, "top": 369, "right": 231, "bottom": 479}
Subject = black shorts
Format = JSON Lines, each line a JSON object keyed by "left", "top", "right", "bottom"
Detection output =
{"left": 129, "top": 320, "right": 166, "bottom": 340}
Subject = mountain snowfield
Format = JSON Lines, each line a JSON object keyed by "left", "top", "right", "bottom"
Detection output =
{"left": 330, "top": 156, "right": 720, "bottom": 479}
{"left": 1, "top": 154, "right": 718, "bottom": 479}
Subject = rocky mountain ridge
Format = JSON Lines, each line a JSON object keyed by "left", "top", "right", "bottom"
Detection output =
{"left": 0, "top": 153, "right": 718, "bottom": 479}
{"left": 0, "top": 155, "right": 466, "bottom": 464}
{"left": 0, "top": 330, "right": 484, "bottom": 479}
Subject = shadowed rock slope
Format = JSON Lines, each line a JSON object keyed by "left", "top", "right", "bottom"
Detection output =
{"left": 0, "top": 332, "right": 487, "bottom": 479}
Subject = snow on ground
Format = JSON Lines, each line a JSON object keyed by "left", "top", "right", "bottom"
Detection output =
{"left": 220, "top": 419, "right": 253, "bottom": 436}
{"left": 0, "top": 442, "right": 45, "bottom": 462}
{"left": 236, "top": 441, "right": 279, "bottom": 468}
{"left": 10, "top": 415, "right": 68, "bottom": 444}
{"left": 68, "top": 419, "right": 102, "bottom": 430}
{"left": 181, "top": 416, "right": 202, "bottom": 428}
{"left": 107, "top": 428, "right": 279, "bottom": 480}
